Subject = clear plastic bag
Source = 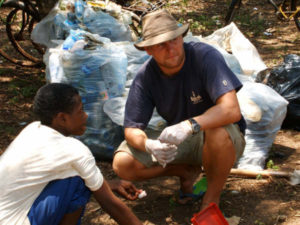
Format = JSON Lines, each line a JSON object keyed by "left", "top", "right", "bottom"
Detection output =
{"left": 83, "top": 6, "right": 132, "bottom": 42}
{"left": 45, "top": 37, "right": 127, "bottom": 160}
{"left": 236, "top": 81, "right": 288, "bottom": 170}
{"left": 116, "top": 41, "right": 150, "bottom": 82}
{"left": 103, "top": 96, "right": 167, "bottom": 131}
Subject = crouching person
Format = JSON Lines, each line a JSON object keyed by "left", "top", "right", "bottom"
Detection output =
{"left": 0, "top": 83, "right": 142, "bottom": 225}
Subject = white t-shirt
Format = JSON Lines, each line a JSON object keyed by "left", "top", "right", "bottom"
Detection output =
{"left": 0, "top": 122, "right": 103, "bottom": 225}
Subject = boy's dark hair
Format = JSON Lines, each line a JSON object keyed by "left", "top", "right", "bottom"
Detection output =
{"left": 33, "top": 83, "right": 79, "bottom": 125}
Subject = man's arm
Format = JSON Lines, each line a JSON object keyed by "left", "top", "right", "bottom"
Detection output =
{"left": 124, "top": 127, "right": 148, "bottom": 151}
{"left": 93, "top": 180, "right": 142, "bottom": 225}
{"left": 193, "top": 90, "right": 241, "bottom": 129}
{"left": 158, "top": 90, "right": 241, "bottom": 145}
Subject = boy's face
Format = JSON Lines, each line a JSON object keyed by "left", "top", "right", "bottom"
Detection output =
{"left": 62, "top": 95, "right": 88, "bottom": 136}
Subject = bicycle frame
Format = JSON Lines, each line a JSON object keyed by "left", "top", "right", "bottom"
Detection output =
{"left": 279, "top": 4, "right": 300, "bottom": 18}
{"left": 268, "top": 0, "right": 299, "bottom": 19}
{"left": 225, "top": 0, "right": 300, "bottom": 30}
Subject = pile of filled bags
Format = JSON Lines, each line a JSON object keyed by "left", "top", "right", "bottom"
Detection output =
{"left": 32, "top": 0, "right": 291, "bottom": 170}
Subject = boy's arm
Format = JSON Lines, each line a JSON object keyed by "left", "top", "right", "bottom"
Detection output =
{"left": 93, "top": 180, "right": 143, "bottom": 225}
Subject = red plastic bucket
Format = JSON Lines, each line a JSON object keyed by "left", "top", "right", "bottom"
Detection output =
{"left": 191, "top": 203, "right": 229, "bottom": 225}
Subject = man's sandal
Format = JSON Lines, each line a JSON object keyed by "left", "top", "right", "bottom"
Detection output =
{"left": 171, "top": 177, "right": 207, "bottom": 205}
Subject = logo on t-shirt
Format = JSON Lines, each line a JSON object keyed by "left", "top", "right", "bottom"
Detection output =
{"left": 190, "top": 91, "right": 203, "bottom": 104}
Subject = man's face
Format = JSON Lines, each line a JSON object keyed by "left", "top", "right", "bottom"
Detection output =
{"left": 145, "top": 35, "right": 185, "bottom": 75}
{"left": 62, "top": 95, "right": 88, "bottom": 136}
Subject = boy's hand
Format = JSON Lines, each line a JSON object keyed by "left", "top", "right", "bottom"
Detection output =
{"left": 108, "top": 179, "right": 140, "bottom": 200}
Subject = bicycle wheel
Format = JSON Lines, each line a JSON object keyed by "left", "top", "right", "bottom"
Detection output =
{"left": 291, "top": 0, "right": 300, "bottom": 30}
{"left": 224, "top": 0, "right": 242, "bottom": 25}
{"left": 6, "top": 8, "right": 44, "bottom": 63}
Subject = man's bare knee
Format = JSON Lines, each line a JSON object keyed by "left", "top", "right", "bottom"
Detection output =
{"left": 204, "top": 127, "right": 236, "bottom": 163}
{"left": 113, "top": 151, "right": 140, "bottom": 180}
{"left": 204, "top": 127, "right": 232, "bottom": 149}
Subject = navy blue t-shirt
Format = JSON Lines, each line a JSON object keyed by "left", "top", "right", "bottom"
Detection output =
{"left": 124, "top": 42, "right": 246, "bottom": 133}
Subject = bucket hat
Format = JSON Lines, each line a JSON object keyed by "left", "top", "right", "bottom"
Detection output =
{"left": 134, "top": 9, "right": 189, "bottom": 51}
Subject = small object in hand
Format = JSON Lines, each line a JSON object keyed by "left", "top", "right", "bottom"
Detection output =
{"left": 138, "top": 190, "right": 147, "bottom": 199}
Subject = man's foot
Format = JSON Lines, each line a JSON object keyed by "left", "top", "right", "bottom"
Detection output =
{"left": 177, "top": 176, "right": 207, "bottom": 205}
{"left": 178, "top": 165, "right": 202, "bottom": 203}
{"left": 175, "top": 192, "right": 203, "bottom": 205}
{"left": 200, "top": 196, "right": 220, "bottom": 211}
{"left": 180, "top": 165, "right": 202, "bottom": 192}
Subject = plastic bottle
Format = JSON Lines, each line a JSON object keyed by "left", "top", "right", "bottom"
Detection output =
{"left": 62, "top": 30, "right": 85, "bottom": 50}
{"left": 75, "top": 0, "right": 85, "bottom": 22}
{"left": 54, "top": 14, "right": 68, "bottom": 39}
{"left": 62, "top": 35, "right": 77, "bottom": 50}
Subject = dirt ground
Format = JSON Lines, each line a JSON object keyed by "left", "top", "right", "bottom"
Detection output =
{"left": 0, "top": 0, "right": 299, "bottom": 225}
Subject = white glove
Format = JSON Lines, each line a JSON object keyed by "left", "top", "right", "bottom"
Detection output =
{"left": 145, "top": 139, "right": 178, "bottom": 167}
{"left": 158, "top": 120, "right": 193, "bottom": 146}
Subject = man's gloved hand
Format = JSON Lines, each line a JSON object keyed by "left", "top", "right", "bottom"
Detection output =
{"left": 158, "top": 120, "right": 193, "bottom": 145}
{"left": 145, "top": 139, "right": 178, "bottom": 167}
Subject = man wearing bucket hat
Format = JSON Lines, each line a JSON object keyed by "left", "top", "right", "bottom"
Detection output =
{"left": 113, "top": 9, "right": 246, "bottom": 210}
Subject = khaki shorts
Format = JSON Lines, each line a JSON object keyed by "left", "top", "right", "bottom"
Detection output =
{"left": 115, "top": 124, "right": 245, "bottom": 168}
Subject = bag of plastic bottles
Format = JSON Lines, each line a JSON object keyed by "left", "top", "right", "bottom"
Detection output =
{"left": 78, "top": 98, "right": 124, "bottom": 160}
{"left": 74, "top": 0, "right": 85, "bottom": 21}
{"left": 236, "top": 81, "right": 288, "bottom": 170}
{"left": 62, "top": 29, "right": 86, "bottom": 50}
{"left": 83, "top": 6, "right": 132, "bottom": 42}
{"left": 44, "top": 34, "right": 128, "bottom": 160}
{"left": 117, "top": 42, "right": 150, "bottom": 82}
{"left": 31, "top": 2, "right": 82, "bottom": 48}
{"left": 103, "top": 96, "right": 167, "bottom": 131}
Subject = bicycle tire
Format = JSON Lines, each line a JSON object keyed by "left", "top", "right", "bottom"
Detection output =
{"left": 6, "top": 8, "right": 43, "bottom": 63}
{"left": 0, "top": 48, "right": 40, "bottom": 67}
{"left": 225, "top": 0, "right": 242, "bottom": 25}
{"left": 291, "top": 0, "right": 300, "bottom": 30}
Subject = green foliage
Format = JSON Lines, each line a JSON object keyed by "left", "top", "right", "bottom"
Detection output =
{"left": 267, "top": 159, "right": 274, "bottom": 169}
{"left": 21, "top": 86, "right": 38, "bottom": 98}
{"left": 6, "top": 74, "right": 45, "bottom": 105}
{"left": 266, "top": 160, "right": 279, "bottom": 170}
{"left": 184, "top": 13, "right": 219, "bottom": 33}
{"left": 235, "top": 14, "right": 267, "bottom": 36}
{"left": 254, "top": 220, "right": 265, "bottom": 225}
{"left": 168, "top": 197, "right": 176, "bottom": 212}
{"left": 256, "top": 174, "right": 262, "bottom": 180}
{"left": 0, "top": 124, "right": 16, "bottom": 135}
{"left": 0, "top": 68, "right": 13, "bottom": 76}
{"left": 182, "top": 0, "right": 189, "bottom": 6}
{"left": 9, "top": 96, "right": 19, "bottom": 104}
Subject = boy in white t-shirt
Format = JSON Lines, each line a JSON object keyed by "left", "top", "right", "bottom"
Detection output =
{"left": 0, "top": 83, "right": 142, "bottom": 225}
